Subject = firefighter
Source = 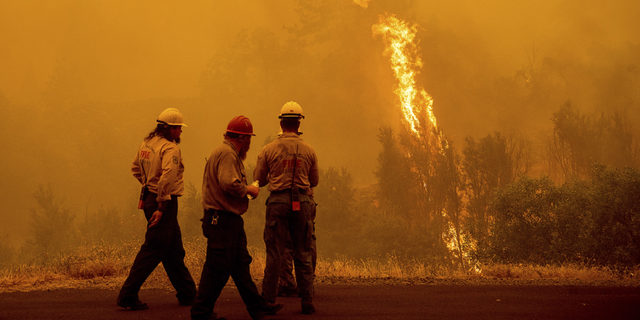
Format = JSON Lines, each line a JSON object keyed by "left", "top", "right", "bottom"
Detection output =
{"left": 254, "top": 102, "right": 319, "bottom": 314}
{"left": 191, "top": 116, "right": 284, "bottom": 320}
{"left": 117, "top": 108, "right": 197, "bottom": 310}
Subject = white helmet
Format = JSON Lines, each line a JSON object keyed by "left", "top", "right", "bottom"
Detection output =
{"left": 157, "top": 108, "right": 187, "bottom": 127}
{"left": 279, "top": 101, "right": 305, "bottom": 119}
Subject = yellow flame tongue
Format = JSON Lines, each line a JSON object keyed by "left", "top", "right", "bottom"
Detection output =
{"left": 372, "top": 14, "right": 437, "bottom": 138}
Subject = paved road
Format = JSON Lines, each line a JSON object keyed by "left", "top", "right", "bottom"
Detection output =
{"left": 1, "top": 284, "right": 639, "bottom": 319}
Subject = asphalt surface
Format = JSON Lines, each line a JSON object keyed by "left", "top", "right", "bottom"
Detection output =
{"left": 1, "top": 284, "right": 639, "bottom": 320}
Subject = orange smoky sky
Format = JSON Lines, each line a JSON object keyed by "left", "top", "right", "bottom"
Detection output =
{"left": 0, "top": 0, "right": 638, "bottom": 244}
{"left": 1, "top": 0, "right": 638, "bottom": 103}
{"left": 0, "top": 0, "right": 297, "bottom": 102}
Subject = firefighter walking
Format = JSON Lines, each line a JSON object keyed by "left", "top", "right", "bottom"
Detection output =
{"left": 191, "top": 116, "right": 283, "bottom": 320}
{"left": 117, "top": 108, "right": 197, "bottom": 310}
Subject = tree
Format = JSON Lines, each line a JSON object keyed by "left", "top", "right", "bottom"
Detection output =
{"left": 78, "top": 205, "right": 123, "bottom": 245}
{"left": 314, "top": 166, "right": 356, "bottom": 257}
{"left": 587, "top": 165, "right": 640, "bottom": 266}
{"left": 370, "top": 125, "right": 461, "bottom": 264}
{"left": 24, "top": 185, "right": 77, "bottom": 262}
{"left": 399, "top": 127, "right": 463, "bottom": 266}
{"left": 462, "top": 132, "right": 532, "bottom": 248}
{"left": 0, "top": 232, "right": 16, "bottom": 270}
{"left": 547, "top": 102, "right": 639, "bottom": 182}
{"left": 375, "top": 126, "right": 415, "bottom": 221}
{"left": 548, "top": 102, "right": 604, "bottom": 181}
{"left": 485, "top": 176, "right": 563, "bottom": 264}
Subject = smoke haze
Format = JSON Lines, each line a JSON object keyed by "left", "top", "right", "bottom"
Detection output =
{"left": 1, "top": 0, "right": 638, "bottom": 247}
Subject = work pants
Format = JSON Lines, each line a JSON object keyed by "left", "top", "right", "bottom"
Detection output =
{"left": 262, "top": 192, "right": 314, "bottom": 303}
{"left": 279, "top": 200, "right": 317, "bottom": 289}
{"left": 191, "top": 210, "right": 267, "bottom": 320}
{"left": 118, "top": 194, "right": 197, "bottom": 304}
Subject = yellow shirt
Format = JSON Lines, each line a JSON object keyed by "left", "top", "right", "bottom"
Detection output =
{"left": 254, "top": 132, "right": 319, "bottom": 192}
{"left": 201, "top": 140, "right": 250, "bottom": 215}
{"left": 131, "top": 135, "right": 184, "bottom": 202}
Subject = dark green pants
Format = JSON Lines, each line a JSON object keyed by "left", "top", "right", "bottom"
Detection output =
{"left": 262, "top": 192, "right": 315, "bottom": 303}
{"left": 118, "top": 194, "right": 196, "bottom": 305}
{"left": 279, "top": 200, "right": 317, "bottom": 289}
{"left": 191, "top": 210, "right": 267, "bottom": 320}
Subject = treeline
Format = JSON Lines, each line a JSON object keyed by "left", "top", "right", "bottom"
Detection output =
{"left": 0, "top": 181, "right": 204, "bottom": 269}
{"left": 305, "top": 102, "right": 640, "bottom": 270}
{"left": 0, "top": 102, "right": 638, "bottom": 271}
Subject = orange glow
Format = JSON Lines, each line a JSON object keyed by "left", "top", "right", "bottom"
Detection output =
{"left": 353, "top": 0, "right": 371, "bottom": 9}
{"left": 372, "top": 14, "right": 437, "bottom": 138}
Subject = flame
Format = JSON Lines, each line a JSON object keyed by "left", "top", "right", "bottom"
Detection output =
{"left": 373, "top": 13, "right": 481, "bottom": 272}
{"left": 372, "top": 14, "right": 437, "bottom": 138}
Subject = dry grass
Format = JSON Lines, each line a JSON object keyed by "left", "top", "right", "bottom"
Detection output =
{"left": 1, "top": 240, "right": 639, "bottom": 293}
{"left": 479, "top": 263, "right": 635, "bottom": 281}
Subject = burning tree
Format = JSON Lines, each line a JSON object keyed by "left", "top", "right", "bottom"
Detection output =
{"left": 373, "top": 14, "right": 467, "bottom": 269}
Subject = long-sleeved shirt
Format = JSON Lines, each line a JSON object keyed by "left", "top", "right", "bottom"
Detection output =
{"left": 131, "top": 135, "right": 184, "bottom": 202}
{"left": 254, "top": 132, "right": 319, "bottom": 192}
{"left": 201, "top": 140, "right": 250, "bottom": 215}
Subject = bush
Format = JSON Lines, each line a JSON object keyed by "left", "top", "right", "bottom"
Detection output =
{"left": 587, "top": 165, "right": 640, "bottom": 266}
{"left": 481, "top": 165, "right": 640, "bottom": 267}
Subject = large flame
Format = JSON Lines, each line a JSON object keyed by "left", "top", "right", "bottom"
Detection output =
{"left": 372, "top": 14, "right": 437, "bottom": 138}
{"left": 372, "top": 12, "right": 480, "bottom": 272}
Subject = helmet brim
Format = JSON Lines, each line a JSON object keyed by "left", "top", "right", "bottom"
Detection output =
{"left": 279, "top": 114, "right": 305, "bottom": 119}
{"left": 157, "top": 120, "right": 187, "bottom": 127}
{"left": 226, "top": 130, "right": 255, "bottom": 136}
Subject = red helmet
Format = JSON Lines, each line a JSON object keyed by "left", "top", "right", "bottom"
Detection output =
{"left": 226, "top": 115, "right": 255, "bottom": 136}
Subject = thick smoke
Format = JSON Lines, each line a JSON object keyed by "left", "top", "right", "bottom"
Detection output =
{"left": 0, "top": 0, "right": 638, "bottom": 251}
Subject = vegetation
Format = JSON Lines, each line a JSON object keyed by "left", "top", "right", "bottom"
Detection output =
{"left": 2, "top": 240, "right": 637, "bottom": 293}
{"left": 2, "top": 0, "right": 640, "bottom": 291}
{"left": 2, "top": 102, "right": 640, "bottom": 286}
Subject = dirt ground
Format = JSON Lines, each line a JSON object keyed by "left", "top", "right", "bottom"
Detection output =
{"left": 1, "top": 283, "right": 639, "bottom": 320}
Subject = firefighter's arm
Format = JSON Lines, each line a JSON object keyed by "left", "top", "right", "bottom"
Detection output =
{"left": 218, "top": 153, "right": 247, "bottom": 198}
{"left": 254, "top": 149, "right": 269, "bottom": 188}
{"left": 309, "top": 153, "right": 319, "bottom": 188}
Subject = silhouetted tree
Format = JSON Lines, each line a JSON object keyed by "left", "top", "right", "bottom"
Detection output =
{"left": 588, "top": 165, "right": 640, "bottom": 266}
{"left": 461, "top": 132, "right": 532, "bottom": 248}
{"left": 375, "top": 126, "right": 415, "bottom": 221}
{"left": 485, "top": 176, "right": 563, "bottom": 264}
{"left": 548, "top": 102, "right": 639, "bottom": 182}
{"left": 314, "top": 166, "right": 356, "bottom": 257}
{"left": 398, "top": 126, "right": 462, "bottom": 266}
{"left": 78, "top": 205, "right": 123, "bottom": 245}
{"left": 24, "top": 185, "right": 77, "bottom": 263}
{"left": 0, "top": 232, "right": 16, "bottom": 270}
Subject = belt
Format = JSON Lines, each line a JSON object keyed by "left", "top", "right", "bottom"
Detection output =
{"left": 271, "top": 188, "right": 307, "bottom": 194}
{"left": 205, "top": 209, "right": 233, "bottom": 215}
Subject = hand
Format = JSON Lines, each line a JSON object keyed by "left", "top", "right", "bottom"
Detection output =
{"left": 246, "top": 185, "right": 260, "bottom": 199}
{"left": 148, "top": 210, "right": 163, "bottom": 228}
